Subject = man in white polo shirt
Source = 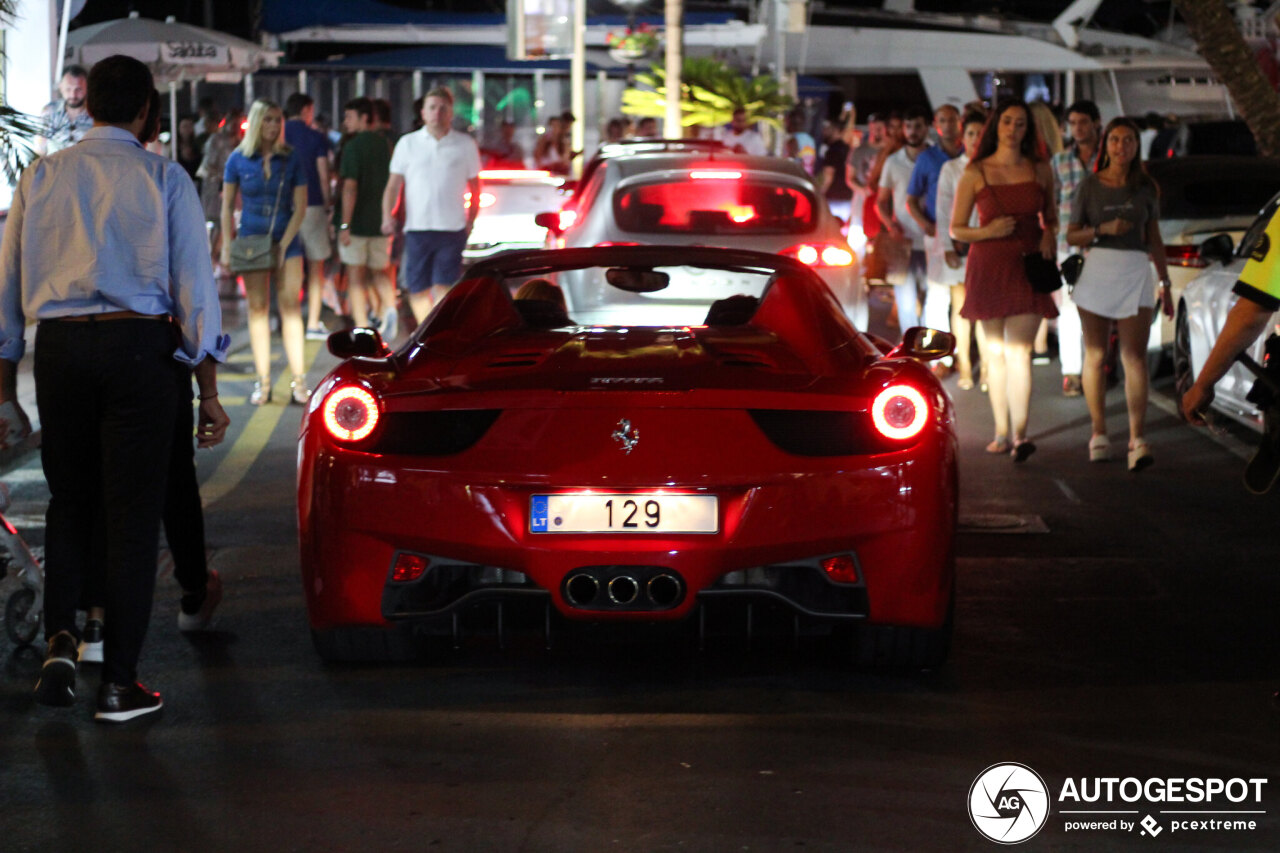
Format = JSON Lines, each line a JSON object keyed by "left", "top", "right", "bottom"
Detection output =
{"left": 381, "top": 87, "right": 481, "bottom": 322}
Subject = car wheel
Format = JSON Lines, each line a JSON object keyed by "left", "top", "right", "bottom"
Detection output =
{"left": 311, "top": 625, "right": 420, "bottom": 663}
{"left": 851, "top": 589, "right": 954, "bottom": 669}
{"left": 1173, "top": 302, "right": 1195, "bottom": 402}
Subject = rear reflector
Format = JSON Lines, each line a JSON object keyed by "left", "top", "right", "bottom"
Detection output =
{"left": 870, "top": 384, "right": 929, "bottom": 440}
{"left": 392, "top": 553, "right": 430, "bottom": 583}
{"left": 1165, "top": 244, "right": 1207, "bottom": 268}
{"left": 323, "top": 386, "right": 380, "bottom": 442}
{"left": 821, "top": 554, "right": 859, "bottom": 584}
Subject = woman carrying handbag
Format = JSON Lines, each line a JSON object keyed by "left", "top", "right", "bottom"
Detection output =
{"left": 1066, "top": 117, "right": 1173, "bottom": 471}
{"left": 950, "top": 101, "right": 1058, "bottom": 462}
{"left": 220, "top": 99, "right": 309, "bottom": 405}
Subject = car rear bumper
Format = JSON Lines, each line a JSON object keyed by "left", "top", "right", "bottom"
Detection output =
{"left": 298, "top": 440, "right": 956, "bottom": 633}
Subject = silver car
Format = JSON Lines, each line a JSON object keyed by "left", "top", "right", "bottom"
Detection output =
{"left": 1174, "top": 189, "right": 1280, "bottom": 430}
{"left": 1145, "top": 157, "right": 1280, "bottom": 365}
{"left": 463, "top": 169, "right": 567, "bottom": 263}
{"left": 537, "top": 152, "right": 865, "bottom": 328}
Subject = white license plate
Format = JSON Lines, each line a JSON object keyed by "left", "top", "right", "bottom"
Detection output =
{"left": 530, "top": 494, "right": 718, "bottom": 533}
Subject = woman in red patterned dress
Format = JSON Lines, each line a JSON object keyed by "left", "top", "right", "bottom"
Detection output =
{"left": 949, "top": 101, "right": 1058, "bottom": 461}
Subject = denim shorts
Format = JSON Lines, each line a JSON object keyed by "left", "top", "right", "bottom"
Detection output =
{"left": 402, "top": 229, "right": 467, "bottom": 294}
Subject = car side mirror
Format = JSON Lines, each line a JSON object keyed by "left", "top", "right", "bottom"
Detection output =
{"left": 888, "top": 326, "right": 956, "bottom": 362}
{"left": 1199, "top": 233, "right": 1234, "bottom": 266}
{"left": 328, "top": 327, "right": 388, "bottom": 359}
{"left": 534, "top": 211, "right": 561, "bottom": 234}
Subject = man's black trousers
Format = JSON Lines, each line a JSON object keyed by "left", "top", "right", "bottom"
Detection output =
{"left": 35, "top": 318, "right": 181, "bottom": 687}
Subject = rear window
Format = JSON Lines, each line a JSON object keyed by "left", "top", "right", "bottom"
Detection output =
{"left": 614, "top": 179, "right": 816, "bottom": 235}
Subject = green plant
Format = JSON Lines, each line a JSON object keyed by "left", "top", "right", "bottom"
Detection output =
{"left": 0, "top": 0, "right": 40, "bottom": 181}
{"left": 606, "top": 23, "right": 660, "bottom": 54}
{"left": 621, "top": 57, "right": 794, "bottom": 130}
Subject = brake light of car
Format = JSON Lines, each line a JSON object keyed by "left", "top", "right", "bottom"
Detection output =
{"left": 478, "top": 169, "right": 552, "bottom": 180}
{"left": 783, "top": 243, "right": 856, "bottom": 267}
{"left": 595, "top": 241, "right": 642, "bottom": 247}
{"left": 689, "top": 170, "right": 742, "bottom": 180}
{"left": 1165, "top": 244, "right": 1207, "bottom": 268}
{"left": 391, "top": 553, "right": 430, "bottom": 583}
{"left": 463, "top": 191, "right": 496, "bottom": 210}
{"left": 322, "top": 385, "right": 380, "bottom": 442}
{"left": 870, "top": 384, "right": 928, "bottom": 441}
{"left": 726, "top": 204, "right": 756, "bottom": 223}
{"left": 821, "top": 554, "right": 859, "bottom": 584}
{"left": 558, "top": 208, "right": 578, "bottom": 231}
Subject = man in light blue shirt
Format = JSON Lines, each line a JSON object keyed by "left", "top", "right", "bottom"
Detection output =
{"left": 906, "top": 105, "right": 963, "bottom": 356}
{"left": 0, "top": 55, "right": 229, "bottom": 723}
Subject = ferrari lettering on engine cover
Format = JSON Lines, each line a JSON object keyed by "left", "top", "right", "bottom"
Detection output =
{"left": 612, "top": 418, "right": 639, "bottom": 454}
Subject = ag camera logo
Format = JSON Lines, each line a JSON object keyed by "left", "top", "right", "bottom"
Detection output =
{"left": 969, "top": 763, "right": 1051, "bottom": 844}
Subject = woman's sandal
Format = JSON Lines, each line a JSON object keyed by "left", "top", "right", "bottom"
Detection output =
{"left": 1088, "top": 434, "right": 1110, "bottom": 463}
{"left": 957, "top": 374, "right": 975, "bottom": 391}
{"left": 1011, "top": 439, "right": 1036, "bottom": 463}
{"left": 985, "top": 436, "right": 1010, "bottom": 454}
{"left": 1128, "top": 438, "right": 1154, "bottom": 472}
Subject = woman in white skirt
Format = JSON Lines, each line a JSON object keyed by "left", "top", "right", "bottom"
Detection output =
{"left": 1066, "top": 117, "right": 1173, "bottom": 470}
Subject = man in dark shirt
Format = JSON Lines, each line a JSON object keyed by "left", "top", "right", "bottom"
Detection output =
{"left": 283, "top": 93, "right": 334, "bottom": 339}
{"left": 818, "top": 120, "right": 853, "bottom": 225}
{"left": 337, "top": 97, "right": 396, "bottom": 338}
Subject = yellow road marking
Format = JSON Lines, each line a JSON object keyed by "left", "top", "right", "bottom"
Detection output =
{"left": 200, "top": 343, "right": 321, "bottom": 507}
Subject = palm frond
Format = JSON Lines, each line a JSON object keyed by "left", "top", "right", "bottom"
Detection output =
{"left": 622, "top": 58, "right": 794, "bottom": 129}
{"left": 0, "top": 107, "right": 41, "bottom": 184}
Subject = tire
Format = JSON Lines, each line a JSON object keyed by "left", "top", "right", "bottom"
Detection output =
{"left": 311, "top": 624, "right": 419, "bottom": 663}
{"left": 1173, "top": 303, "right": 1195, "bottom": 401}
{"left": 852, "top": 591, "right": 954, "bottom": 670}
{"left": 5, "top": 587, "right": 40, "bottom": 647}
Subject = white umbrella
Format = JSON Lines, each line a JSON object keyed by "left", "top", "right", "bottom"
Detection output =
{"left": 65, "top": 12, "right": 280, "bottom": 158}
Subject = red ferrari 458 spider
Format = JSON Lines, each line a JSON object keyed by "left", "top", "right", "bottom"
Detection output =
{"left": 298, "top": 246, "right": 957, "bottom": 666}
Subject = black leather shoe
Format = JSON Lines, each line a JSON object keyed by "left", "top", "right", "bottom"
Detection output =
{"left": 94, "top": 682, "right": 163, "bottom": 723}
{"left": 34, "top": 631, "right": 78, "bottom": 706}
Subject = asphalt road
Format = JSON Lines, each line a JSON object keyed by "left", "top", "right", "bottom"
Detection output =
{"left": 0, "top": 291, "right": 1277, "bottom": 852}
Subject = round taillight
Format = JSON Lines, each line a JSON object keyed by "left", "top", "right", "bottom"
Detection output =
{"left": 795, "top": 244, "right": 819, "bottom": 265}
{"left": 871, "top": 384, "right": 928, "bottom": 440}
{"left": 323, "top": 386, "right": 380, "bottom": 442}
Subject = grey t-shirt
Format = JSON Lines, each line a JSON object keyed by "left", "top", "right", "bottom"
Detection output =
{"left": 1069, "top": 174, "right": 1158, "bottom": 253}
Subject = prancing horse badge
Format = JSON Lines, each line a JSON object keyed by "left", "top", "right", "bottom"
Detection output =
{"left": 612, "top": 418, "right": 639, "bottom": 454}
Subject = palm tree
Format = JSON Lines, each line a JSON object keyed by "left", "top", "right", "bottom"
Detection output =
{"left": 622, "top": 57, "right": 795, "bottom": 131}
{"left": 0, "top": 0, "right": 41, "bottom": 182}
{"left": 1174, "top": 0, "right": 1280, "bottom": 157}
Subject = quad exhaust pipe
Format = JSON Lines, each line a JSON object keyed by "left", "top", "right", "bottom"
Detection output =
{"left": 563, "top": 569, "right": 684, "bottom": 610}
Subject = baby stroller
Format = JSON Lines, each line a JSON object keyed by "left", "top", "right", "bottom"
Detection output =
{"left": 0, "top": 482, "right": 43, "bottom": 646}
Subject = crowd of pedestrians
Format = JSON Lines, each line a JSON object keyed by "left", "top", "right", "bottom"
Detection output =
{"left": 801, "top": 94, "right": 1175, "bottom": 470}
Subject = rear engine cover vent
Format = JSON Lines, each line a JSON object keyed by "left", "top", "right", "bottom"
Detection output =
{"left": 748, "top": 409, "right": 913, "bottom": 456}
{"left": 715, "top": 349, "right": 776, "bottom": 369}
{"left": 486, "top": 351, "right": 546, "bottom": 368}
{"left": 371, "top": 410, "right": 501, "bottom": 455}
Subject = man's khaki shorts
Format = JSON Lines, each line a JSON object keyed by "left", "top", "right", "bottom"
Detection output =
{"left": 300, "top": 206, "right": 332, "bottom": 261}
{"left": 339, "top": 233, "right": 392, "bottom": 270}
